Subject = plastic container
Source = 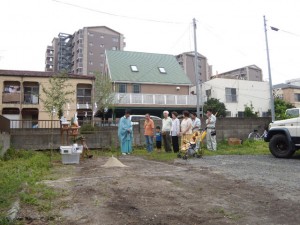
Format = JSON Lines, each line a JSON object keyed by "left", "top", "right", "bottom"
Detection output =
{"left": 61, "top": 153, "right": 80, "bottom": 164}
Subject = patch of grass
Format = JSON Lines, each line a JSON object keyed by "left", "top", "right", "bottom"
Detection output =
{"left": 203, "top": 139, "right": 269, "bottom": 156}
{"left": 0, "top": 149, "right": 58, "bottom": 218}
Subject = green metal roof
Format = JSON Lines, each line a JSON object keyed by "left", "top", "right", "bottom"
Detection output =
{"left": 106, "top": 50, "right": 192, "bottom": 85}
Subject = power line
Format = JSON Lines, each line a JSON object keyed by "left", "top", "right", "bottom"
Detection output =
{"left": 52, "top": 0, "right": 185, "bottom": 24}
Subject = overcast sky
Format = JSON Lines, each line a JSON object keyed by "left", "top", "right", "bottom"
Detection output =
{"left": 0, "top": 0, "right": 300, "bottom": 84}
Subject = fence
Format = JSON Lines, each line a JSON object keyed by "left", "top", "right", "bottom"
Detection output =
{"left": 9, "top": 117, "right": 271, "bottom": 150}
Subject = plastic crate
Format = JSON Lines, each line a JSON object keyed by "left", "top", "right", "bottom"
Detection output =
{"left": 62, "top": 153, "right": 80, "bottom": 164}
{"left": 60, "top": 146, "right": 73, "bottom": 154}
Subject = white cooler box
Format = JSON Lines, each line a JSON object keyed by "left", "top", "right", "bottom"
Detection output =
{"left": 60, "top": 145, "right": 83, "bottom": 164}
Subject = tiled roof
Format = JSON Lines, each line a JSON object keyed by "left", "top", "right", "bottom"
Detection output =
{"left": 0, "top": 69, "right": 95, "bottom": 80}
{"left": 106, "top": 50, "right": 192, "bottom": 85}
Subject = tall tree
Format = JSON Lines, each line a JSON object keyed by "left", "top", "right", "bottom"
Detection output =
{"left": 94, "top": 72, "right": 115, "bottom": 115}
{"left": 40, "top": 73, "right": 75, "bottom": 120}
{"left": 203, "top": 98, "right": 227, "bottom": 117}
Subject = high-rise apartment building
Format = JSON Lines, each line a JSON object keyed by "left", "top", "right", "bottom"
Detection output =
{"left": 45, "top": 26, "right": 125, "bottom": 75}
{"left": 176, "top": 51, "right": 212, "bottom": 86}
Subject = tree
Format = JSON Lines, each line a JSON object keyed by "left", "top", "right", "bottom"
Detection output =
{"left": 274, "top": 98, "right": 294, "bottom": 120}
{"left": 40, "top": 73, "right": 75, "bottom": 120}
{"left": 203, "top": 98, "right": 227, "bottom": 117}
{"left": 244, "top": 102, "right": 258, "bottom": 118}
{"left": 94, "top": 72, "right": 116, "bottom": 116}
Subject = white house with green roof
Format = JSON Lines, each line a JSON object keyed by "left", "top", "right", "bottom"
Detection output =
{"left": 105, "top": 50, "right": 197, "bottom": 117}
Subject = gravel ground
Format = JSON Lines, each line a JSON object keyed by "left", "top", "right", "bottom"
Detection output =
{"left": 177, "top": 154, "right": 300, "bottom": 202}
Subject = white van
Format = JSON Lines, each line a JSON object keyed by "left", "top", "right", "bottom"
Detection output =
{"left": 130, "top": 115, "right": 161, "bottom": 125}
{"left": 285, "top": 108, "right": 300, "bottom": 118}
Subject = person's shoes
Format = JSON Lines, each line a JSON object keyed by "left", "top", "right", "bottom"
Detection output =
{"left": 122, "top": 153, "right": 126, "bottom": 155}
{"left": 127, "top": 152, "right": 131, "bottom": 155}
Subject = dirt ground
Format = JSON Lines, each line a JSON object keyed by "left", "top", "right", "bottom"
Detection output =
{"left": 18, "top": 155, "right": 300, "bottom": 225}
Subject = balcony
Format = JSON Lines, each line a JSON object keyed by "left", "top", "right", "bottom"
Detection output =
{"left": 2, "top": 92, "right": 21, "bottom": 104}
{"left": 114, "top": 93, "right": 197, "bottom": 106}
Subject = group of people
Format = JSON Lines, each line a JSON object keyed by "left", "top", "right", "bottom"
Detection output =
{"left": 117, "top": 109, "right": 217, "bottom": 155}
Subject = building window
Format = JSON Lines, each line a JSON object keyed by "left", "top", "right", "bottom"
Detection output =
{"left": 112, "top": 46, "right": 118, "bottom": 50}
{"left": 100, "top": 53, "right": 104, "bottom": 57}
{"left": 77, "top": 86, "right": 92, "bottom": 104}
{"left": 89, "top": 61, "right": 93, "bottom": 65}
{"left": 100, "top": 44, "right": 104, "bottom": 48}
{"left": 158, "top": 67, "right": 166, "bottom": 74}
{"left": 118, "top": 84, "right": 127, "bottom": 93}
{"left": 100, "top": 35, "right": 104, "bottom": 38}
{"left": 112, "top": 37, "right": 119, "bottom": 42}
{"left": 295, "top": 93, "right": 300, "bottom": 102}
{"left": 24, "top": 85, "right": 39, "bottom": 104}
{"left": 89, "top": 42, "right": 93, "bottom": 46}
{"left": 225, "top": 88, "right": 237, "bottom": 102}
{"left": 130, "top": 65, "right": 138, "bottom": 72}
{"left": 88, "top": 32, "right": 94, "bottom": 37}
{"left": 88, "top": 71, "right": 94, "bottom": 75}
{"left": 89, "top": 51, "right": 93, "bottom": 55}
{"left": 206, "top": 89, "right": 211, "bottom": 99}
{"left": 225, "top": 111, "right": 231, "bottom": 117}
{"left": 132, "top": 84, "right": 140, "bottom": 93}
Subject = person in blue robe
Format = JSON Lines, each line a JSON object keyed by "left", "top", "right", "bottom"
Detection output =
{"left": 118, "top": 109, "right": 133, "bottom": 155}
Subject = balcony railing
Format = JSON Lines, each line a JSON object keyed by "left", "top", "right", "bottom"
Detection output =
{"left": 2, "top": 92, "right": 21, "bottom": 103}
{"left": 115, "top": 93, "right": 197, "bottom": 106}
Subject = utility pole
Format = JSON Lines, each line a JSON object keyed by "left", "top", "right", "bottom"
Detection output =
{"left": 193, "top": 18, "right": 201, "bottom": 118}
{"left": 263, "top": 15, "right": 275, "bottom": 122}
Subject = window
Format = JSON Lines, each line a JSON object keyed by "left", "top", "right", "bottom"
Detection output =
{"left": 112, "top": 37, "right": 119, "bottom": 42}
{"left": 225, "top": 111, "right": 231, "bottom": 117}
{"left": 158, "top": 67, "right": 166, "bottom": 74}
{"left": 132, "top": 84, "right": 140, "bottom": 93}
{"left": 112, "top": 46, "right": 118, "bottom": 50}
{"left": 88, "top": 32, "right": 94, "bottom": 37}
{"left": 24, "top": 85, "right": 39, "bottom": 104}
{"left": 225, "top": 88, "right": 237, "bottom": 102}
{"left": 295, "top": 93, "right": 300, "bottom": 102}
{"left": 89, "top": 51, "right": 93, "bottom": 55}
{"left": 130, "top": 65, "right": 138, "bottom": 72}
{"left": 77, "top": 86, "right": 92, "bottom": 104}
{"left": 100, "top": 44, "right": 104, "bottom": 48}
{"left": 206, "top": 89, "right": 211, "bottom": 99}
{"left": 89, "top": 42, "right": 93, "bottom": 46}
{"left": 118, "top": 83, "right": 127, "bottom": 93}
{"left": 100, "top": 53, "right": 104, "bottom": 58}
{"left": 100, "top": 35, "right": 104, "bottom": 38}
{"left": 88, "top": 71, "right": 94, "bottom": 75}
{"left": 89, "top": 61, "right": 93, "bottom": 65}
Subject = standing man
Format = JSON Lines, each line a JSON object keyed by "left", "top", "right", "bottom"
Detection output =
{"left": 191, "top": 112, "right": 201, "bottom": 132}
{"left": 118, "top": 109, "right": 133, "bottom": 155}
{"left": 205, "top": 109, "right": 217, "bottom": 151}
{"left": 144, "top": 113, "right": 154, "bottom": 153}
{"left": 162, "top": 111, "right": 172, "bottom": 152}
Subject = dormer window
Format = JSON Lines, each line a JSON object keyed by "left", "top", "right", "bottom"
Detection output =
{"left": 158, "top": 67, "right": 166, "bottom": 74}
{"left": 130, "top": 65, "right": 138, "bottom": 72}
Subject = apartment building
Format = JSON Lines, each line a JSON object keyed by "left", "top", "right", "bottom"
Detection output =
{"left": 273, "top": 83, "right": 300, "bottom": 107}
{"left": 213, "top": 65, "right": 263, "bottom": 81}
{"left": 45, "top": 26, "right": 125, "bottom": 75}
{"left": 176, "top": 51, "right": 212, "bottom": 86}
{"left": 0, "top": 70, "right": 94, "bottom": 128}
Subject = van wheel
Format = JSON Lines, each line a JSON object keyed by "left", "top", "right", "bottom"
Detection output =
{"left": 269, "top": 134, "right": 295, "bottom": 158}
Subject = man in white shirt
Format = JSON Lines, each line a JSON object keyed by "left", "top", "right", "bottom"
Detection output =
{"left": 162, "top": 110, "right": 172, "bottom": 152}
{"left": 205, "top": 109, "right": 217, "bottom": 151}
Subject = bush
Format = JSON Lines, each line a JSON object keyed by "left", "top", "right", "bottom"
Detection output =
{"left": 79, "top": 124, "right": 96, "bottom": 134}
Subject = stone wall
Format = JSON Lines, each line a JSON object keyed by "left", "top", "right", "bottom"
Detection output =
{"left": 0, "top": 132, "right": 11, "bottom": 156}
{"left": 10, "top": 117, "right": 271, "bottom": 150}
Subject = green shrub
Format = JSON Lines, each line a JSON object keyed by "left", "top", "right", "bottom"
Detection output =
{"left": 79, "top": 124, "right": 96, "bottom": 134}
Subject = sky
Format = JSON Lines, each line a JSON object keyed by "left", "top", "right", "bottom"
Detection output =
{"left": 0, "top": 0, "right": 300, "bottom": 85}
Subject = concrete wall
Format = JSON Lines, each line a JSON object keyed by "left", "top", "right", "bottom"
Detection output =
{"left": 0, "top": 132, "right": 10, "bottom": 156}
{"left": 10, "top": 117, "right": 270, "bottom": 150}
